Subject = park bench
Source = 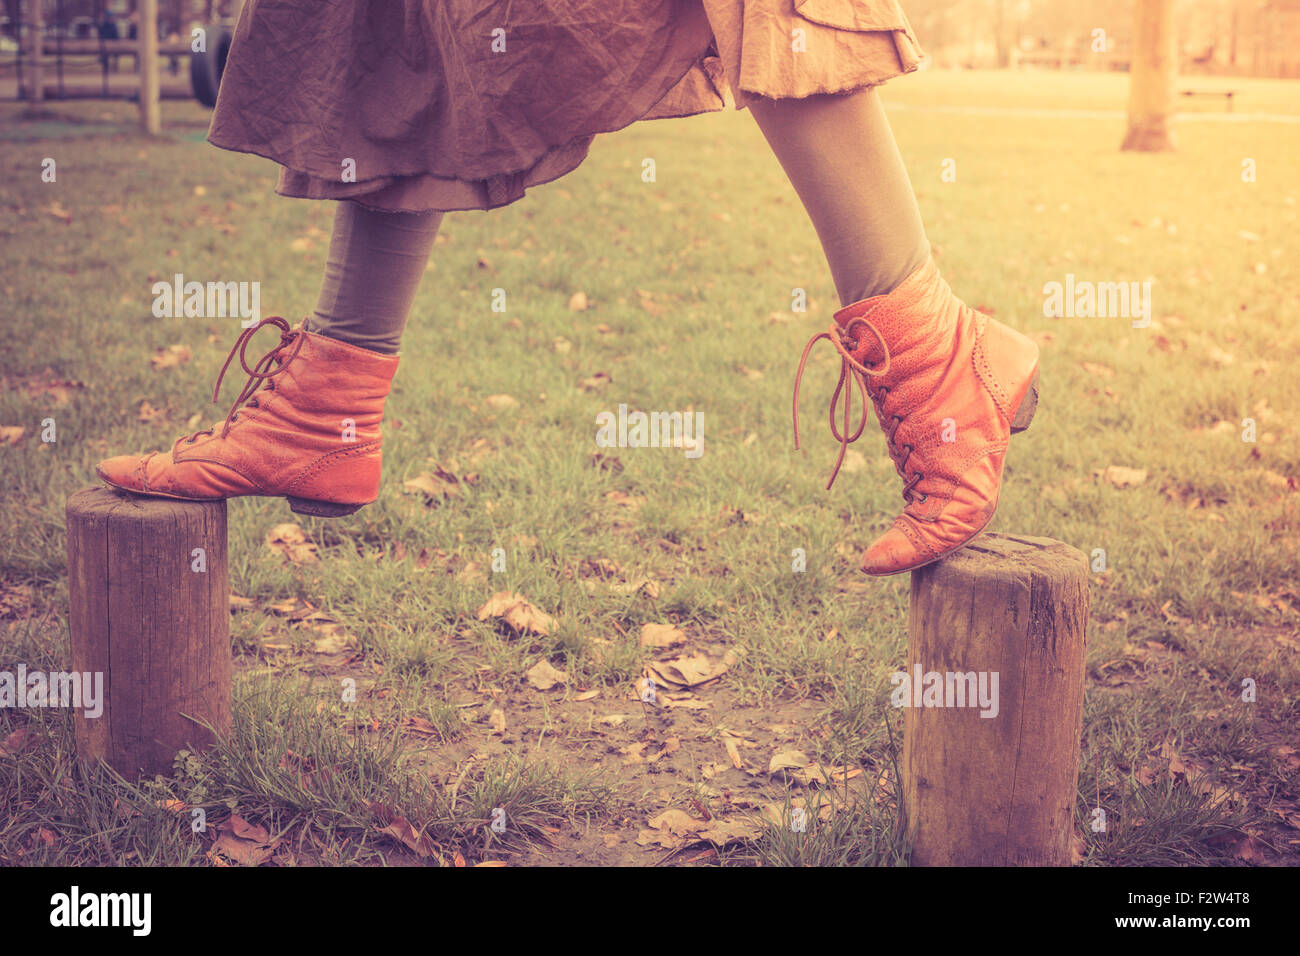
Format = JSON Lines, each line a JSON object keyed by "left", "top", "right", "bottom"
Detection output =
{"left": 1179, "top": 88, "right": 1237, "bottom": 111}
{"left": 65, "top": 490, "right": 1090, "bottom": 865}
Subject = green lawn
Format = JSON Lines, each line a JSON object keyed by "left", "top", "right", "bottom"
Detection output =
{"left": 1, "top": 71, "right": 1298, "bottom": 866}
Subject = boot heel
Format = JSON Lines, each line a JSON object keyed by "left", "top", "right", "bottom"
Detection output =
{"left": 287, "top": 496, "right": 363, "bottom": 518}
{"left": 1010, "top": 370, "right": 1040, "bottom": 434}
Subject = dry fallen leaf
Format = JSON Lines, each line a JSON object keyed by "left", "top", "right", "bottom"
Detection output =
{"left": 640, "top": 623, "right": 686, "bottom": 648}
{"left": 723, "top": 736, "right": 743, "bottom": 770}
{"left": 764, "top": 748, "right": 858, "bottom": 787}
{"left": 476, "top": 591, "right": 556, "bottom": 636}
{"left": 367, "top": 802, "right": 435, "bottom": 859}
{"left": 1080, "top": 361, "right": 1115, "bottom": 378}
{"left": 138, "top": 400, "right": 164, "bottom": 423}
{"left": 1094, "top": 465, "right": 1148, "bottom": 488}
{"left": 1069, "top": 830, "right": 1088, "bottom": 864}
{"left": 208, "top": 814, "right": 280, "bottom": 867}
{"left": 12, "top": 373, "right": 86, "bottom": 406}
{"left": 768, "top": 748, "right": 823, "bottom": 785}
{"left": 0, "top": 426, "right": 25, "bottom": 447}
{"left": 577, "top": 372, "right": 611, "bottom": 392}
{"left": 151, "top": 344, "right": 192, "bottom": 370}
{"left": 0, "top": 582, "right": 36, "bottom": 619}
{"left": 402, "top": 463, "right": 464, "bottom": 502}
{"left": 646, "top": 653, "right": 728, "bottom": 690}
{"left": 636, "top": 808, "right": 759, "bottom": 850}
{"left": 604, "top": 577, "right": 662, "bottom": 599}
{"left": 526, "top": 659, "right": 568, "bottom": 691}
{"left": 484, "top": 394, "right": 520, "bottom": 410}
{"left": 312, "top": 632, "right": 349, "bottom": 655}
{"left": 568, "top": 291, "right": 589, "bottom": 311}
{"left": 265, "top": 523, "right": 319, "bottom": 564}
{"left": 1159, "top": 739, "right": 1187, "bottom": 776}
{"left": 1231, "top": 832, "right": 1265, "bottom": 862}
{"left": 0, "top": 726, "right": 37, "bottom": 757}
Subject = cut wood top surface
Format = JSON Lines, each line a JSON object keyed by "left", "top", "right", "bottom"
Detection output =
{"left": 924, "top": 533, "right": 1088, "bottom": 581}
{"left": 67, "top": 486, "right": 225, "bottom": 524}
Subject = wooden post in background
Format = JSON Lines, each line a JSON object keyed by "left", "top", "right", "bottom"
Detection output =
{"left": 139, "top": 0, "right": 161, "bottom": 134}
{"left": 903, "top": 534, "right": 1089, "bottom": 866}
{"left": 66, "top": 487, "right": 232, "bottom": 778}
{"left": 25, "top": 0, "right": 44, "bottom": 108}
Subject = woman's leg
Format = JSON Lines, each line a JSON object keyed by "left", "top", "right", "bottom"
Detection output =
{"left": 310, "top": 201, "right": 444, "bottom": 354}
{"left": 761, "top": 87, "right": 1041, "bottom": 576}
{"left": 748, "top": 87, "right": 929, "bottom": 306}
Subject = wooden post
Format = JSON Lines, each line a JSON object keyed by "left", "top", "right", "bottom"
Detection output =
{"left": 66, "top": 487, "right": 232, "bottom": 778}
{"left": 139, "top": 0, "right": 161, "bottom": 134}
{"left": 902, "top": 533, "right": 1089, "bottom": 866}
{"left": 25, "top": 0, "right": 44, "bottom": 107}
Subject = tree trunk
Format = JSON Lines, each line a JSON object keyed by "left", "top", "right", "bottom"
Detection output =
{"left": 1122, "top": 0, "right": 1177, "bottom": 151}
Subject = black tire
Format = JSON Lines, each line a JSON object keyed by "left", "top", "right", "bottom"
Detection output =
{"left": 189, "top": 24, "right": 233, "bottom": 108}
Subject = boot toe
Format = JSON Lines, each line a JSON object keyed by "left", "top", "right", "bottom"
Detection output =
{"left": 96, "top": 454, "right": 146, "bottom": 492}
{"left": 862, "top": 525, "right": 933, "bottom": 576}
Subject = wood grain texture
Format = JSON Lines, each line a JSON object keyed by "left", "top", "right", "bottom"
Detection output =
{"left": 903, "top": 533, "right": 1089, "bottom": 865}
{"left": 66, "top": 487, "right": 231, "bottom": 778}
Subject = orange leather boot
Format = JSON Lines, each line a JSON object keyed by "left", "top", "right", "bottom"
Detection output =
{"left": 97, "top": 317, "right": 399, "bottom": 517}
{"left": 793, "top": 258, "right": 1040, "bottom": 576}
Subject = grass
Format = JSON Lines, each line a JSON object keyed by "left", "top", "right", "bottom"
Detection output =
{"left": 1, "top": 69, "right": 1298, "bottom": 866}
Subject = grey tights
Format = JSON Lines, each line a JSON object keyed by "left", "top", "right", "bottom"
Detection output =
{"left": 310, "top": 85, "right": 928, "bottom": 352}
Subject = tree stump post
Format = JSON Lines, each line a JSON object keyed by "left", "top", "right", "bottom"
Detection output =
{"left": 138, "top": 0, "right": 162, "bottom": 135}
{"left": 902, "top": 533, "right": 1089, "bottom": 866}
{"left": 66, "top": 487, "right": 232, "bottom": 778}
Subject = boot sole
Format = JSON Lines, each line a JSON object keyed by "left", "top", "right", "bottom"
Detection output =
{"left": 96, "top": 472, "right": 366, "bottom": 518}
{"left": 862, "top": 368, "right": 1042, "bottom": 577}
{"left": 1009, "top": 368, "right": 1040, "bottom": 434}
{"left": 286, "top": 496, "right": 364, "bottom": 517}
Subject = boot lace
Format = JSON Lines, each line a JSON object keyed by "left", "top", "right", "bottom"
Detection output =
{"left": 183, "top": 316, "right": 306, "bottom": 443}
{"left": 792, "top": 316, "right": 927, "bottom": 503}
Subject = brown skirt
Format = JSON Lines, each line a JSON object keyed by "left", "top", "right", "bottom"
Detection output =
{"left": 207, "top": 0, "right": 924, "bottom": 213}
